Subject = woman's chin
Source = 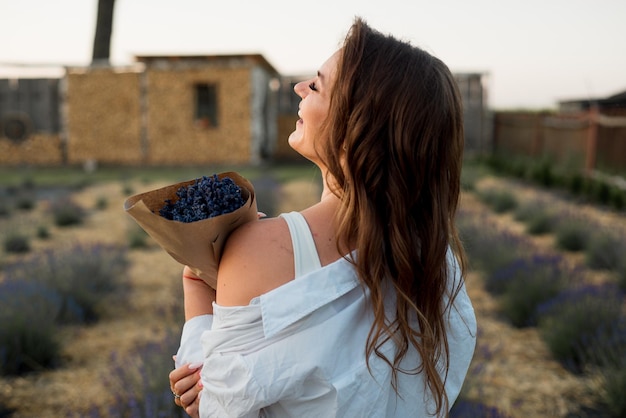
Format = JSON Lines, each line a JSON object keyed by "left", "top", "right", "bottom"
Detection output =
{"left": 288, "top": 131, "right": 302, "bottom": 150}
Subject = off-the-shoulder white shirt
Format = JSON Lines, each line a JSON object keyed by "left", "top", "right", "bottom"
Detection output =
{"left": 176, "top": 212, "right": 476, "bottom": 418}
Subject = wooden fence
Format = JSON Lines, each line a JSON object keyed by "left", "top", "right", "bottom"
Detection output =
{"left": 493, "top": 108, "right": 626, "bottom": 173}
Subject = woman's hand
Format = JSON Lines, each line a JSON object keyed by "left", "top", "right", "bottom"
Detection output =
{"left": 170, "top": 359, "right": 203, "bottom": 417}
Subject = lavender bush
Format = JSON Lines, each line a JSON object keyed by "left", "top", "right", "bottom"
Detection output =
{"left": 50, "top": 197, "right": 86, "bottom": 227}
{"left": 597, "top": 348, "right": 626, "bottom": 416}
{"left": 127, "top": 224, "right": 150, "bottom": 249}
{"left": 0, "top": 280, "right": 62, "bottom": 375}
{"left": 87, "top": 330, "right": 187, "bottom": 418}
{"left": 618, "top": 264, "right": 626, "bottom": 292}
{"left": 3, "top": 231, "right": 31, "bottom": 254}
{"left": 524, "top": 211, "right": 557, "bottom": 235}
{"left": 536, "top": 284, "right": 624, "bottom": 373}
{"left": 4, "top": 243, "right": 129, "bottom": 323}
{"left": 477, "top": 188, "right": 518, "bottom": 214}
{"left": 555, "top": 218, "right": 590, "bottom": 252}
{"left": 514, "top": 197, "right": 564, "bottom": 236}
{"left": 513, "top": 198, "right": 548, "bottom": 222}
{"left": 457, "top": 210, "right": 531, "bottom": 278}
{"left": 450, "top": 400, "right": 512, "bottom": 418}
{"left": 95, "top": 195, "right": 109, "bottom": 210}
{"left": 576, "top": 318, "right": 626, "bottom": 416}
{"left": 15, "top": 193, "right": 36, "bottom": 211}
{"left": 36, "top": 224, "right": 51, "bottom": 239}
{"left": 499, "top": 254, "right": 573, "bottom": 327}
{"left": 585, "top": 231, "right": 626, "bottom": 272}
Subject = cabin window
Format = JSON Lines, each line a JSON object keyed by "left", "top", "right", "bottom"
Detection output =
{"left": 195, "top": 84, "right": 218, "bottom": 128}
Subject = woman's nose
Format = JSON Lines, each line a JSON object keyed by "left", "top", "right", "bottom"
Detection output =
{"left": 294, "top": 80, "right": 308, "bottom": 98}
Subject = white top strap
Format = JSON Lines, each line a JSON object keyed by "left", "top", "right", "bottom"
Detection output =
{"left": 279, "top": 211, "right": 322, "bottom": 278}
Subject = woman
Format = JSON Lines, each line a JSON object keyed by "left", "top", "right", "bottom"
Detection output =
{"left": 170, "top": 17, "right": 476, "bottom": 418}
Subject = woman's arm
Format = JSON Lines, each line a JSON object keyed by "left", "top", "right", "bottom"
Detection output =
{"left": 171, "top": 266, "right": 214, "bottom": 417}
{"left": 182, "top": 265, "right": 216, "bottom": 320}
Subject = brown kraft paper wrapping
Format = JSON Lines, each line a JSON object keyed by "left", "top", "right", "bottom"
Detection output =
{"left": 124, "top": 172, "right": 258, "bottom": 289}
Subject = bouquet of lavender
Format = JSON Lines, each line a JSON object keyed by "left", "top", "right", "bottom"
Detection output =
{"left": 159, "top": 174, "right": 246, "bottom": 222}
{"left": 124, "top": 172, "right": 257, "bottom": 288}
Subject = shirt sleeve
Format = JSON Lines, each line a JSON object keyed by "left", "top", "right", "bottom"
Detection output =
{"left": 175, "top": 314, "right": 213, "bottom": 368}
{"left": 197, "top": 303, "right": 270, "bottom": 418}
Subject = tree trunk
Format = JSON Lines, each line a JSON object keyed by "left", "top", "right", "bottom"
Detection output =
{"left": 91, "top": 0, "right": 116, "bottom": 64}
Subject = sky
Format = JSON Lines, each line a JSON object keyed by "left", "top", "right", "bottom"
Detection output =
{"left": 1, "top": 0, "right": 625, "bottom": 110}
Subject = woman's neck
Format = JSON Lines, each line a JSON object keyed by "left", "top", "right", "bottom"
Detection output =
{"left": 319, "top": 168, "right": 341, "bottom": 203}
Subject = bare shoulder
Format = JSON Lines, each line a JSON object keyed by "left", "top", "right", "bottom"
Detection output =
{"left": 216, "top": 217, "right": 294, "bottom": 307}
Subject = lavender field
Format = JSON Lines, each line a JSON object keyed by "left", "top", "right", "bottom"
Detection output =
{"left": 1, "top": 163, "right": 625, "bottom": 417}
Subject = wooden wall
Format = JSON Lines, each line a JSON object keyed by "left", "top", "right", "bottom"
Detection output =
{"left": 144, "top": 67, "right": 251, "bottom": 165}
{"left": 0, "top": 133, "right": 63, "bottom": 165}
{"left": 65, "top": 69, "right": 143, "bottom": 165}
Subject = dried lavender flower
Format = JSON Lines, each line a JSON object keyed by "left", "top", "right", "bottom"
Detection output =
{"left": 159, "top": 175, "right": 245, "bottom": 222}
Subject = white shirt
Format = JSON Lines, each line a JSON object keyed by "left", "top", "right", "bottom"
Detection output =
{"left": 176, "top": 212, "right": 476, "bottom": 418}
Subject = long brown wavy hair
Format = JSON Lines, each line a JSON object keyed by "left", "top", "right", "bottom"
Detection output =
{"left": 321, "top": 18, "right": 467, "bottom": 417}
